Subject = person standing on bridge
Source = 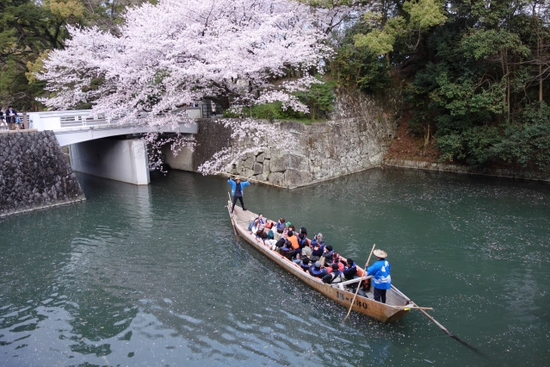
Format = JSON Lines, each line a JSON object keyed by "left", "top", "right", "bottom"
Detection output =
{"left": 228, "top": 176, "right": 250, "bottom": 214}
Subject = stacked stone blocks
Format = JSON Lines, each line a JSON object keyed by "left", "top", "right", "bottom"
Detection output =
{"left": 0, "top": 130, "right": 85, "bottom": 217}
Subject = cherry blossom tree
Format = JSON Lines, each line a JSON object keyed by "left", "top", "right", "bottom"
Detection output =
{"left": 37, "top": 0, "right": 351, "bottom": 174}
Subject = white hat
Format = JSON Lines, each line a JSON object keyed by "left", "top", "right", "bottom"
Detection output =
{"left": 373, "top": 249, "right": 388, "bottom": 258}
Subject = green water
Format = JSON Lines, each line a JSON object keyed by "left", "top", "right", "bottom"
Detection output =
{"left": 1, "top": 168, "right": 549, "bottom": 366}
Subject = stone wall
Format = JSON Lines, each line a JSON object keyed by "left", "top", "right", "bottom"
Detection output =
{"left": 193, "top": 92, "right": 399, "bottom": 189}
{"left": 192, "top": 118, "right": 233, "bottom": 172}
{"left": 0, "top": 130, "right": 85, "bottom": 217}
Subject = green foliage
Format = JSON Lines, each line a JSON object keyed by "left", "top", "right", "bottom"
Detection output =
{"left": 0, "top": 0, "right": 151, "bottom": 110}
{"left": 441, "top": 126, "right": 502, "bottom": 166}
{"left": 354, "top": 30, "right": 395, "bottom": 56}
{"left": 354, "top": 0, "right": 446, "bottom": 58}
{"left": 460, "top": 29, "right": 530, "bottom": 61}
{"left": 435, "top": 102, "right": 550, "bottom": 170}
{"left": 0, "top": 0, "right": 66, "bottom": 109}
{"left": 222, "top": 78, "right": 336, "bottom": 121}
{"left": 331, "top": 21, "right": 391, "bottom": 93}
{"left": 402, "top": 0, "right": 550, "bottom": 171}
{"left": 251, "top": 102, "right": 288, "bottom": 121}
{"left": 494, "top": 103, "right": 550, "bottom": 170}
{"left": 294, "top": 79, "right": 336, "bottom": 120}
{"left": 403, "top": 0, "right": 447, "bottom": 30}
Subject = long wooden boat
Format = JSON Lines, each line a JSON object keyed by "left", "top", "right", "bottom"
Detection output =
{"left": 227, "top": 201, "right": 417, "bottom": 323}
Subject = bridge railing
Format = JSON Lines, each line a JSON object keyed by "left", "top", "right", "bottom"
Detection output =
{"left": 28, "top": 107, "right": 204, "bottom": 131}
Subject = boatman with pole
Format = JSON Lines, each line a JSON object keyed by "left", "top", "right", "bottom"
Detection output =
{"left": 367, "top": 249, "right": 391, "bottom": 303}
{"left": 228, "top": 176, "right": 250, "bottom": 214}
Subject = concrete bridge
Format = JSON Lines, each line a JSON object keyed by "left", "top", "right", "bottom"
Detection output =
{"left": 24, "top": 108, "right": 203, "bottom": 185}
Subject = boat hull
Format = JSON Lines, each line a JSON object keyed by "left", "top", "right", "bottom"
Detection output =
{"left": 228, "top": 203, "right": 412, "bottom": 323}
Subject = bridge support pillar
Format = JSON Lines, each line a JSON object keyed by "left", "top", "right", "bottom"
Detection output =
{"left": 70, "top": 138, "right": 150, "bottom": 185}
{"left": 162, "top": 142, "right": 194, "bottom": 171}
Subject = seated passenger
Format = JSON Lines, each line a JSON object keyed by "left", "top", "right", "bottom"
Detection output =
{"left": 248, "top": 214, "right": 266, "bottom": 233}
{"left": 265, "top": 237, "right": 278, "bottom": 249}
{"left": 301, "top": 241, "right": 313, "bottom": 260}
{"left": 310, "top": 233, "right": 325, "bottom": 261}
{"left": 278, "top": 239, "right": 294, "bottom": 259}
{"left": 327, "top": 256, "right": 345, "bottom": 273}
{"left": 276, "top": 218, "right": 286, "bottom": 234}
{"left": 286, "top": 230, "right": 300, "bottom": 253}
{"left": 256, "top": 226, "right": 274, "bottom": 242}
{"left": 297, "top": 227, "right": 311, "bottom": 248}
{"left": 276, "top": 221, "right": 291, "bottom": 240}
{"left": 315, "top": 233, "right": 324, "bottom": 243}
{"left": 356, "top": 267, "right": 371, "bottom": 296}
{"left": 322, "top": 245, "right": 335, "bottom": 265}
{"left": 343, "top": 258, "right": 357, "bottom": 280}
{"left": 322, "top": 263, "right": 345, "bottom": 284}
{"left": 274, "top": 237, "right": 287, "bottom": 250}
{"left": 299, "top": 256, "right": 311, "bottom": 272}
{"left": 309, "top": 261, "right": 328, "bottom": 278}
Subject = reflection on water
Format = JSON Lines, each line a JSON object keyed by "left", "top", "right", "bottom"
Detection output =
{"left": 1, "top": 169, "right": 550, "bottom": 366}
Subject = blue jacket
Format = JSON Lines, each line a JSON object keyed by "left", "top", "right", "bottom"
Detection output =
{"left": 343, "top": 264, "right": 357, "bottom": 280}
{"left": 228, "top": 179, "right": 250, "bottom": 197}
{"left": 367, "top": 259, "right": 392, "bottom": 290}
{"left": 311, "top": 243, "right": 325, "bottom": 258}
{"left": 309, "top": 266, "right": 328, "bottom": 278}
{"left": 298, "top": 234, "right": 309, "bottom": 248}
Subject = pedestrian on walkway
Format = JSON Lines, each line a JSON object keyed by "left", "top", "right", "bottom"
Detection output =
{"left": 5, "top": 106, "right": 18, "bottom": 130}
{"left": 0, "top": 109, "right": 5, "bottom": 130}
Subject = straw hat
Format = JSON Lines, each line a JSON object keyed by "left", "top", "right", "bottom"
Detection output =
{"left": 373, "top": 249, "right": 388, "bottom": 259}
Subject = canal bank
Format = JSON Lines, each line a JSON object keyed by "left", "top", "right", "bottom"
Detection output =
{"left": 384, "top": 158, "right": 550, "bottom": 182}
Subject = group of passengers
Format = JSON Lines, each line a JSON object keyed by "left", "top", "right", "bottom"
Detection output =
{"left": 248, "top": 215, "right": 371, "bottom": 295}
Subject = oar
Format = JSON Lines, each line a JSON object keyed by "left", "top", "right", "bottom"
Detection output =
{"left": 415, "top": 304, "right": 483, "bottom": 355}
{"left": 343, "top": 243, "right": 376, "bottom": 322}
{"left": 394, "top": 305, "right": 433, "bottom": 310}
{"left": 227, "top": 192, "right": 237, "bottom": 236}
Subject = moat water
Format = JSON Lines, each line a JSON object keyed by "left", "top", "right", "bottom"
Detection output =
{"left": 1, "top": 168, "right": 549, "bottom": 366}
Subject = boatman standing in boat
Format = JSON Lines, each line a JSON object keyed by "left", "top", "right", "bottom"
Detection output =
{"left": 229, "top": 176, "right": 250, "bottom": 214}
{"left": 367, "top": 249, "right": 392, "bottom": 304}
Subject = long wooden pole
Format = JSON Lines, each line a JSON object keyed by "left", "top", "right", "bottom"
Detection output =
{"left": 415, "top": 304, "right": 483, "bottom": 354}
{"left": 227, "top": 192, "right": 237, "bottom": 236}
{"left": 343, "top": 244, "right": 376, "bottom": 322}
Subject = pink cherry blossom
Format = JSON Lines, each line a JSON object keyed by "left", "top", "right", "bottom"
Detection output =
{"left": 37, "top": 0, "right": 357, "bottom": 175}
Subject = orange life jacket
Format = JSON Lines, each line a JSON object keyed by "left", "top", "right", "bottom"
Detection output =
{"left": 287, "top": 235, "right": 300, "bottom": 250}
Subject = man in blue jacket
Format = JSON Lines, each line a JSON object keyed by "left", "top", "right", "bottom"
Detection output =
{"left": 367, "top": 249, "right": 392, "bottom": 303}
{"left": 228, "top": 176, "right": 250, "bottom": 213}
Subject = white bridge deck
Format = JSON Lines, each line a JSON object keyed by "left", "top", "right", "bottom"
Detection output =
{"left": 27, "top": 109, "right": 200, "bottom": 146}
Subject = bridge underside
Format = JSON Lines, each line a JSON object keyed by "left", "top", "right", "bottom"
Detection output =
{"left": 70, "top": 134, "right": 196, "bottom": 185}
{"left": 70, "top": 137, "right": 150, "bottom": 185}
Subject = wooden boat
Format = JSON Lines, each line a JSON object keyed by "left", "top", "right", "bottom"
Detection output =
{"left": 227, "top": 201, "right": 417, "bottom": 323}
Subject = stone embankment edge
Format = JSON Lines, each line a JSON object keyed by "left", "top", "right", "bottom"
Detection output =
{"left": 0, "top": 198, "right": 86, "bottom": 219}
{"left": 384, "top": 158, "right": 550, "bottom": 182}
